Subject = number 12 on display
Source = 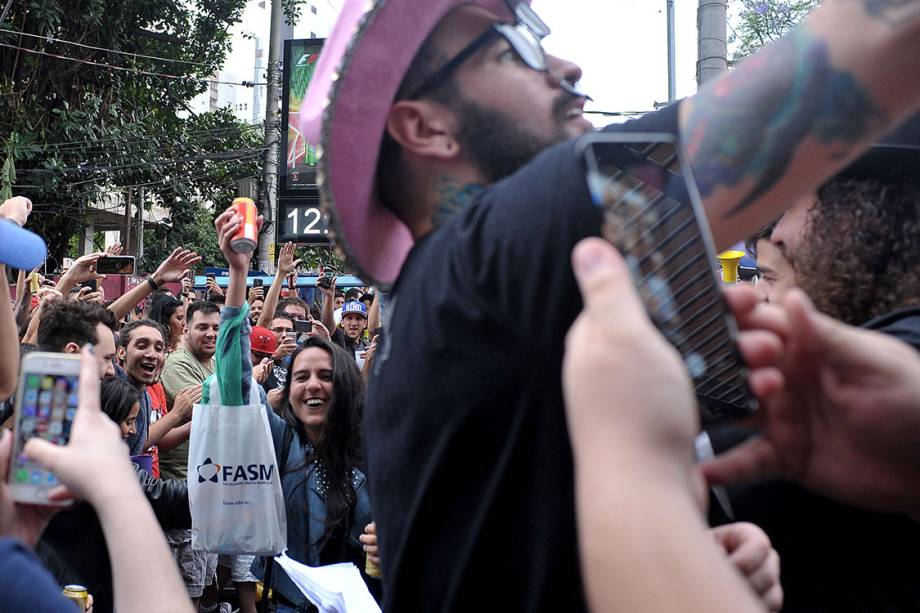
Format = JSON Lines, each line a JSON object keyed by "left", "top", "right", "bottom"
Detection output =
{"left": 286, "top": 206, "right": 328, "bottom": 237}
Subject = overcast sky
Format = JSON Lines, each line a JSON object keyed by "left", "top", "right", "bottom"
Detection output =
{"left": 532, "top": 0, "right": 704, "bottom": 126}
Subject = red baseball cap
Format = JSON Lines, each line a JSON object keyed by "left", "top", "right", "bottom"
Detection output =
{"left": 250, "top": 326, "right": 278, "bottom": 357}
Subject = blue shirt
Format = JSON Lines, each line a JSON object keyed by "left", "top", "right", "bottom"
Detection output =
{"left": 0, "top": 537, "right": 75, "bottom": 611}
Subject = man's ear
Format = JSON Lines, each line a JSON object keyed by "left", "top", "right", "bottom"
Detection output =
{"left": 63, "top": 342, "right": 81, "bottom": 355}
{"left": 117, "top": 345, "right": 126, "bottom": 362}
{"left": 386, "top": 100, "right": 461, "bottom": 161}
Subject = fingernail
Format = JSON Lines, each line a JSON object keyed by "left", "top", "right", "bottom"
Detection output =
{"left": 573, "top": 242, "right": 607, "bottom": 276}
{"left": 84, "top": 343, "right": 95, "bottom": 355}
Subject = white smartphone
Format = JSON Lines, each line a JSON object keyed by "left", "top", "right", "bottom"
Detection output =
{"left": 8, "top": 352, "right": 81, "bottom": 505}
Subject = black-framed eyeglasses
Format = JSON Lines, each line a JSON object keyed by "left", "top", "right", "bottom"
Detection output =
{"left": 408, "top": 1, "right": 587, "bottom": 100}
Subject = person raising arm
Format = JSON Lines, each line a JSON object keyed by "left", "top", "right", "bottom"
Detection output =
{"left": 256, "top": 242, "right": 301, "bottom": 330}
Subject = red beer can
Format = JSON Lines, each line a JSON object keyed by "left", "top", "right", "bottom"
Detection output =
{"left": 231, "top": 197, "right": 258, "bottom": 253}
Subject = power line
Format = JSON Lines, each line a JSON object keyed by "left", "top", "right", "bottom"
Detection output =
{"left": 18, "top": 147, "right": 268, "bottom": 173}
{"left": 67, "top": 167, "right": 262, "bottom": 204}
{"left": 30, "top": 169, "right": 260, "bottom": 212}
{"left": 37, "top": 123, "right": 264, "bottom": 152}
{"left": 26, "top": 160, "right": 263, "bottom": 205}
{"left": 36, "top": 130, "right": 265, "bottom": 169}
{"left": 0, "top": 41, "right": 265, "bottom": 87}
{"left": 0, "top": 28, "right": 209, "bottom": 67}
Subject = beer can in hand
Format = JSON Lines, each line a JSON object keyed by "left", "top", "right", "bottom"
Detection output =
{"left": 230, "top": 197, "right": 258, "bottom": 253}
{"left": 365, "top": 556, "right": 382, "bottom": 578}
{"left": 62, "top": 584, "right": 88, "bottom": 611}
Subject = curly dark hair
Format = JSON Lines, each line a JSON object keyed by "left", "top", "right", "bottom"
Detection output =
{"left": 796, "top": 178, "right": 920, "bottom": 325}
{"left": 278, "top": 336, "right": 365, "bottom": 559}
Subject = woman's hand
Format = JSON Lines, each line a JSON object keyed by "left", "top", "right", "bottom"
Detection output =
{"left": 359, "top": 522, "right": 380, "bottom": 566}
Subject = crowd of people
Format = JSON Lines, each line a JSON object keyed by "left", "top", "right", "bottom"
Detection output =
{"left": 0, "top": 0, "right": 919, "bottom": 612}
{"left": 0, "top": 196, "right": 383, "bottom": 612}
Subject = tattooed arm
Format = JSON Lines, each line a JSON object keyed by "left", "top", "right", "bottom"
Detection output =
{"left": 681, "top": 0, "right": 920, "bottom": 248}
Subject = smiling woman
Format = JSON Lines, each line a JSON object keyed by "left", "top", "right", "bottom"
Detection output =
{"left": 261, "top": 336, "right": 376, "bottom": 604}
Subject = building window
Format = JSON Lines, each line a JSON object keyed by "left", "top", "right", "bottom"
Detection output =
{"left": 310, "top": 31, "right": 316, "bottom": 38}
{"left": 311, "top": 5, "right": 317, "bottom": 14}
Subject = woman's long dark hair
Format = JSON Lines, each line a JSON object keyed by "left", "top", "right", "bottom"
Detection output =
{"left": 147, "top": 293, "right": 183, "bottom": 346}
{"left": 100, "top": 377, "right": 141, "bottom": 425}
{"left": 279, "top": 336, "right": 365, "bottom": 556}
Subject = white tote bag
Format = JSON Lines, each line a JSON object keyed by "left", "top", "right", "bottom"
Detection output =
{"left": 187, "top": 376, "right": 287, "bottom": 555}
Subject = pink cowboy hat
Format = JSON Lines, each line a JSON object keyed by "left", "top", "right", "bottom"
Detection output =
{"left": 300, "top": 0, "right": 527, "bottom": 287}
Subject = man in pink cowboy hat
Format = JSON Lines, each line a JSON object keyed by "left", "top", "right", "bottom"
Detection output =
{"left": 300, "top": 1, "right": 920, "bottom": 610}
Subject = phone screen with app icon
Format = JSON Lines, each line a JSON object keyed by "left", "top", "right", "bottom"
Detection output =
{"left": 11, "top": 366, "right": 79, "bottom": 499}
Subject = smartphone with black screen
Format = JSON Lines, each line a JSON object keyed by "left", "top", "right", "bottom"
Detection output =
{"left": 578, "top": 132, "right": 757, "bottom": 422}
{"left": 96, "top": 255, "right": 136, "bottom": 275}
{"left": 8, "top": 353, "right": 81, "bottom": 505}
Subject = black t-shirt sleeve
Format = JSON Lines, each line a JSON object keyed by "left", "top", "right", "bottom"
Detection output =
{"left": 456, "top": 103, "right": 682, "bottom": 351}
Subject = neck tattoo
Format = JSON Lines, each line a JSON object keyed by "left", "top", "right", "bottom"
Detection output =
{"left": 432, "top": 178, "right": 484, "bottom": 228}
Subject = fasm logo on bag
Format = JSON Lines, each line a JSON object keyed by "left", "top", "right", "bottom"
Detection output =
{"left": 196, "top": 457, "right": 275, "bottom": 485}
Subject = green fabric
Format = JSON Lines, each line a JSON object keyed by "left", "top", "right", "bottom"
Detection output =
{"left": 210, "top": 301, "right": 249, "bottom": 406}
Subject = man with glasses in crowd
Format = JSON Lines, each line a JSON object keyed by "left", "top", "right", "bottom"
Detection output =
{"left": 300, "top": 0, "right": 920, "bottom": 610}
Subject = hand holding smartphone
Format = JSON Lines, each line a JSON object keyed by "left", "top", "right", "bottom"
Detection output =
{"left": 8, "top": 353, "right": 81, "bottom": 505}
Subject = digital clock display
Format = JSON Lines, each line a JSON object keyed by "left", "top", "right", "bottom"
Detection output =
{"left": 278, "top": 197, "right": 331, "bottom": 244}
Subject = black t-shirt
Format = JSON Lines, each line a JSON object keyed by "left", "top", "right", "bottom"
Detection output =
{"left": 365, "top": 105, "right": 681, "bottom": 612}
{"left": 709, "top": 308, "right": 920, "bottom": 613}
{"left": 331, "top": 328, "right": 368, "bottom": 358}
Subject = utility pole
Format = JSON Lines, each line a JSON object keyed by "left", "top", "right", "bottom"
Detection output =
{"left": 258, "top": 0, "right": 284, "bottom": 274}
{"left": 666, "top": 0, "right": 676, "bottom": 103}
{"left": 697, "top": 0, "right": 728, "bottom": 86}
{"left": 137, "top": 187, "right": 145, "bottom": 266}
{"left": 123, "top": 188, "right": 132, "bottom": 254}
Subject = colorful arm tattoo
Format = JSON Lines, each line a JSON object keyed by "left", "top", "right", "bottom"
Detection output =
{"left": 683, "top": 27, "right": 886, "bottom": 219}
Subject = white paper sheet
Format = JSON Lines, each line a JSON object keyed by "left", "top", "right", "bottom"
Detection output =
{"left": 273, "top": 552, "right": 381, "bottom": 613}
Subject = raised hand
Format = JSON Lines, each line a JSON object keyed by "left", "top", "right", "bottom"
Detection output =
{"left": 276, "top": 242, "right": 302, "bottom": 277}
{"left": 74, "top": 287, "right": 104, "bottom": 304}
{"left": 248, "top": 285, "right": 265, "bottom": 304}
{"left": 152, "top": 248, "right": 201, "bottom": 285}
{"left": 205, "top": 276, "right": 224, "bottom": 297}
{"left": 214, "top": 207, "right": 263, "bottom": 272}
{"left": 307, "top": 320, "right": 330, "bottom": 341}
{"left": 0, "top": 196, "right": 32, "bottom": 227}
{"left": 64, "top": 253, "right": 106, "bottom": 284}
{"left": 180, "top": 272, "right": 193, "bottom": 297}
